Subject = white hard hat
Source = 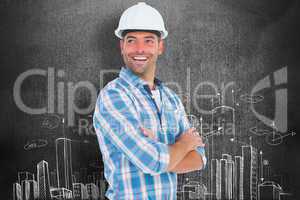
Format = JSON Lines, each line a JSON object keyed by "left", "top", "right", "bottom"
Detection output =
{"left": 115, "top": 2, "right": 168, "bottom": 39}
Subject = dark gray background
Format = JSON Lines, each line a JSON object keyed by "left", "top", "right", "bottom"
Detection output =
{"left": 0, "top": 0, "right": 300, "bottom": 199}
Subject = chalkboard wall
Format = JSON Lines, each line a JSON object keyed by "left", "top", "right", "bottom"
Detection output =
{"left": 1, "top": 0, "right": 299, "bottom": 199}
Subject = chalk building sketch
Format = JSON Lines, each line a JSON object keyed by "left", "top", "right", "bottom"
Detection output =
{"left": 12, "top": 137, "right": 106, "bottom": 200}
{"left": 242, "top": 145, "right": 258, "bottom": 200}
{"left": 56, "top": 138, "right": 73, "bottom": 192}
{"left": 176, "top": 143, "right": 291, "bottom": 200}
{"left": 12, "top": 91, "right": 294, "bottom": 200}
{"left": 37, "top": 160, "right": 51, "bottom": 199}
{"left": 12, "top": 101, "right": 293, "bottom": 200}
{"left": 175, "top": 95, "right": 292, "bottom": 200}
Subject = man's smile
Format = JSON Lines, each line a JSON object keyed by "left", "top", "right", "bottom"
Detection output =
{"left": 130, "top": 55, "right": 149, "bottom": 67}
{"left": 132, "top": 56, "right": 148, "bottom": 61}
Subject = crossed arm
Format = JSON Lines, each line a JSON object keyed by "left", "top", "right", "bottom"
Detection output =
{"left": 141, "top": 127, "right": 206, "bottom": 174}
{"left": 171, "top": 150, "right": 205, "bottom": 174}
{"left": 94, "top": 88, "right": 206, "bottom": 175}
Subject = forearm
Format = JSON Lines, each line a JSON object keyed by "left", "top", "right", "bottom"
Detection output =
{"left": 140, "top": 126, "right": 203, "bottom": 173}
{"left": 166, "top": 141, "right": 191, "bottom": 171}
{"left": 169, "top": 150, "right": 204, "bottom": 174}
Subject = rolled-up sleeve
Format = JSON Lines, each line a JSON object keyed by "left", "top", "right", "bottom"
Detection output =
{"left": 177, "top": 97, "right": 207, "bottom": 169}
{"left": 93, "top": 88, "right": 170, "bottom": 175}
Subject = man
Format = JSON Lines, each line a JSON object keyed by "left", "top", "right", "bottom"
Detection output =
{"left": 93, "top": 2, "right": 206, "bottom": 199}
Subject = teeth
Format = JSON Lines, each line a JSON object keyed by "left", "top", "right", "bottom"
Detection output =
{"left": 133, "top": 56, "right": 147, "bottom": 61}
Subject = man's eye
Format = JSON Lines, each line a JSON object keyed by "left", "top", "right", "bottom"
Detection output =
{"left": 127, "top": 39, "right": 135, "bottom": 43}
{"left": 145, "top": 39, "right": 154, "bottom": 44}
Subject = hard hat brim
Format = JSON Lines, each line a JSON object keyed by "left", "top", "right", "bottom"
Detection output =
{"left": 115, "top": 29, "right": 168, "bottom": 39}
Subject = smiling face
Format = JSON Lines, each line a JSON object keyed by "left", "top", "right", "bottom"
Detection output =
{"left": 120, "top": 31, "right": 164, "bottom": 81}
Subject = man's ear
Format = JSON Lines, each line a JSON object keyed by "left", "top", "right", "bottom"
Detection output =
{"left": 158, "top": 39, "right": 164, "bottom": 55}
{"left": 120, "top": 40, "right": 124, "bottom": 55}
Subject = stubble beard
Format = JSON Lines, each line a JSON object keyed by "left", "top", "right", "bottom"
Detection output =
{"left": 124, "top": 55, "right": 150, "bottom": 76}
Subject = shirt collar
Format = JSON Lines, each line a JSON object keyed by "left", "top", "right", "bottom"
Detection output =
{"left": 119, "top": 66, "right": 163, "bottom": 89}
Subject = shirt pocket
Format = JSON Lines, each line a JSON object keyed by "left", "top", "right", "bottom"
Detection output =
{"left": 139, "top": 106, "right": 161, "bottom": 137}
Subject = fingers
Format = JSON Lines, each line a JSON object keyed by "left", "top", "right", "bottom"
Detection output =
{"left": 188, "top": 127, "right": 197, "bottom": 133}
{"left": 140, "top": 127, "right": 156, "bottom": 140}
{"left": 197, "top": 138, "right": 205, "bottom": 147}
{"left": 141, "top": 126, "right": 205, "bottom": 148}
{"left": 189, "top": 128, "right": 205, "bottom": 148}
{"left": 192, "top": 131, "right": 199, "bottom": 136}
{"left": 179, "top": 128, "right": 205, "bottom": 150}
{"left": 192, "top": 135, "right": 204, "bottom": 147}
{"left": 187, "top": 127, "right": 201, "bottom": 136}
{"left": 140, "top": 127, "right": 148, "bottom": 136}
{"left": 197, "top": 134, "right": 205, "bottom": 147}
{"left": 187, "top": 127, "right": 199, "bottom": 137}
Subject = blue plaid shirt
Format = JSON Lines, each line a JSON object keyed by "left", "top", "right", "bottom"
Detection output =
{"left": 93, "top": 67, "right": 206, "bottom": 200}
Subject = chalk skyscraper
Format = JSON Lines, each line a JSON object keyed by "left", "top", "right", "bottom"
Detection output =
{"left": 56, "top": 138, "right": 73, "bottom": 191}
{"left": 37, "top": 160, "right": 51, "bottom": 199}
{"left": 242, "top": 145, "right": 258, "bottom": 200}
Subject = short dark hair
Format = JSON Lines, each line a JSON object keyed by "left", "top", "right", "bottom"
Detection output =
{"left": 121, "top": 29, "right": 161, "bottom": 39}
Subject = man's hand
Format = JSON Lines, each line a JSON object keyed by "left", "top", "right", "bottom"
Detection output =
{"left": 140, "top": 127, "right": 157, "bottom": 140}
{"left": 141, "top": 127, "right": 205, "bottom": 150}
{"left": 168, "top": 128, "right": 205, "bottom": 173}
{"left": 177, "top": 128, "right": 205, "bottom": 151}
{"left": 140, "top": 126, "right": 205, "bottom": 172}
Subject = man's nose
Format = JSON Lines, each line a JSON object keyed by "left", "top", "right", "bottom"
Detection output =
{"left": 135, "top": 41, "right": 145, "bottom": 53}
